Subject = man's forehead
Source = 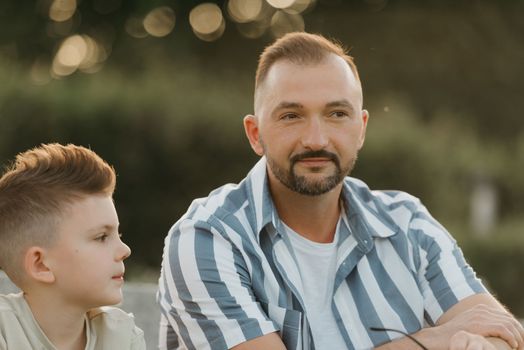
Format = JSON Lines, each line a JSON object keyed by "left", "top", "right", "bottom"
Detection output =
{"left": 258, "top": 56, "right": 359, "bottom": 98}
{"left": 255, "top": 55, "right": 361, "bottom": 112}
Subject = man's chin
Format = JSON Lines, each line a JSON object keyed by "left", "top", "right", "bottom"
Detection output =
{"left": 293, "top": 171, "right": 335, "bottom": 182}
{"left": 292, "top": 176, "right": 341, "bottom": 195}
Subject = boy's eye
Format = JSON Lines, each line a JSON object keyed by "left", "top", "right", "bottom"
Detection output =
{"left": 95, "top": 233, "right": 109, "bottom": 242}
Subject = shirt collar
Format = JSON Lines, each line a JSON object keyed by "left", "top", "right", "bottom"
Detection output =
{"left": 245, "top": 157, "right": 275, "bottom": 242}
{"left": 341, "top": 179, "right": 399, "bottom": 240}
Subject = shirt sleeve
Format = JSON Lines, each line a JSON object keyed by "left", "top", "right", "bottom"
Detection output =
{"left": 409, "top": 200, "right": 487, "bottom": 324}
{"left": 158, "top": 217, "right": 279, "bottom": 350}
{"left": 130, "top": 325, "right": 146, "bottom": 350}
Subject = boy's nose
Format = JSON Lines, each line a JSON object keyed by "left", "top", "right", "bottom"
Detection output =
{"left": 117, "top": 241, "right": 131, "bottom": 261}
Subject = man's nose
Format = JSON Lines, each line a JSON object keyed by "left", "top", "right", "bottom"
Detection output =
{"left": 301, "top": 117, "right": 328, "bottom": 150}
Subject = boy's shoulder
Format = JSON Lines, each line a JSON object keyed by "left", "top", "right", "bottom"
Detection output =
{"left": 87, "top": 306, "right": 145, "bottom": 347}
{"left": 0, "top": 292, "right": 25, "bottom": 314}
{"left": 0, "top": 293, "right": 57, "bottom": 349}
{"left": 88, "top": 305, "right": 135, "bottom": 320}
{"left": 87, "top": 306, "right": 140, "bottom": 331}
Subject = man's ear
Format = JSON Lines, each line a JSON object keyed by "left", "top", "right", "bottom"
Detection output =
{"left": 357, "top": 109, "right": 369, "bottom": 149}
{"left": 243, "top": 114, "right": 264, "bottom": 156}
{"left": 24, "top": 247, "right": 55, "bottom": 284}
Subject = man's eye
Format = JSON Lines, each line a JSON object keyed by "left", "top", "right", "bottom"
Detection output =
{"left": 281, "top": 113, "right": 299, "bottom": 120}
{"left": 330, "top": 111, "right": 348, "bottom": 118}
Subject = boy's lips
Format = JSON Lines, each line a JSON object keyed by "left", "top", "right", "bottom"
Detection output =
{"left": 112, "top": 272, "right": 125, "bottom": 280}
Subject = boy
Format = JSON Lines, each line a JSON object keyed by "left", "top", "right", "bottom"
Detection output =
{"left": 0, "top": 143, "right": 145, "bottom": 349}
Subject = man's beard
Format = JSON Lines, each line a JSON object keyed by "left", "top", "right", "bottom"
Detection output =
{"left": 265, "top": 148, "right": 356, "bottom": 196}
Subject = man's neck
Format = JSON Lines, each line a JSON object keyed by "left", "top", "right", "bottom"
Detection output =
{"left": 24, "top": 290, "right": 87, "bottom": 350}
{"left": 269, "top": 178, "right": 343, "bottom": 243}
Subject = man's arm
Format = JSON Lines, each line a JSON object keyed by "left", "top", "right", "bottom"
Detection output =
{"left": 376, "top": 293, "right": 524, "bottom": 350}
{"left": 229, "top": 295, "right": 524, "bottom": 350}
{"left": 231, "top": 332, "right": 287, "bottom": 350}
{"left": 158, "top": 220, "right": 283, "bottom": 350}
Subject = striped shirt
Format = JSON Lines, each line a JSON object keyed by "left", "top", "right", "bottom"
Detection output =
{"left": 157, "top": 157, "right": 486, "bottom": 350}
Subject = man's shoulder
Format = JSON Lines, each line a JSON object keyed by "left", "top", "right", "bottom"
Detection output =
{"left": 182, "top": 180, "right": 251, "bottom": 223}
{"left": 344, "top": 177, "right": 421, "bottom": 209}
{"left": 343, "top": 177, "right": 426, "bottom": 234}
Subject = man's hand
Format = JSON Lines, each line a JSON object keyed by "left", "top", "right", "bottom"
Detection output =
{"left": 436, "top": 298, "right": 524, "bottom": 350}
{"left": 376, "top": 294, "right": 524, "bottom": 350}
{"left": 449, "top": 331, "right": 497, "bottom": 350}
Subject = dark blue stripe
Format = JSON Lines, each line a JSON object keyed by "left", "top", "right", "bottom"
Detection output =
{"left": 193, "top": 223, "right": 265, "bottom": 346}
{"left": 331, "top": 303, "right": 356, "bottom": 350}
{"left": 259, "top": 228, "right": 289, "bottom": 307}
{"left": 345, "top": 267, "right": 391, "bottom": 347}
{"left": 415, "top": 230, "right": 458, "bottom": 316}
{"left": 164, "top": 226, "right": 197, "bottom": 350}
{"left": 366, "top": 247, "right": 423, "bottom": 333}
{"left": 452, "top": 245, "right": 486, "bottom": 293}
{"left": 281, "top": 309, "right": 301, "bottom": 350}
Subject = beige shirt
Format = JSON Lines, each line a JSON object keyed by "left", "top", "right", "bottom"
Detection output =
{"left": 0, "top": 293, "right": 145, "bottom": 350}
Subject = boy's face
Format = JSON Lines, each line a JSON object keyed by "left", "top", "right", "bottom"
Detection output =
{"left": 45, "top": 195, "right": 131, "bottom": 309}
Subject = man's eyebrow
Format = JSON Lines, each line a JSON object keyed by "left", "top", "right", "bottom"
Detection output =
{"left": 271, "top": 101, "right": 304, "bottom": 115}
{"left": 325, "top": 99, "right": 355, "bottom": 110}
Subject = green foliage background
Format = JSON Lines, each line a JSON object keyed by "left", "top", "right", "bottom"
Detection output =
{"left": 1, "top": 1, "right": 523, "bottom": 315}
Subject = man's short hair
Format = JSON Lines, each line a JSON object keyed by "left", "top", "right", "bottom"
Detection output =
{"left": 254, "top": 32, "right": 360, "bottom": 105}
{"left": 0, "top": 143, "right": 116, "bottom": 284}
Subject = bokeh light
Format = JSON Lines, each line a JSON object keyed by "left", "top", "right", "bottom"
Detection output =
{"left": 189, "top": 3, "right": 225, "bottom": 42}
{"left": 51, "top": 34, "right": 107, "bottom": 77}
{"left": 49, "top": 0, "right": 77, "bottom": 22}
{"left": 282, "top": 0, "right": 315, "bottom": 14}
{"left": 266, "top": 0, "right": 295, "bottom": 10}
{"left": 227, "top": 0, "right": 263, "bottom": 23}
{"left": 143, "top": 6, "right": 176, "bottom": 38}
{"left": 56, "top": 35, "right": 87, "bottom": 67}
{"left": 270, "top": 11, "right": 305, "bottom": 38}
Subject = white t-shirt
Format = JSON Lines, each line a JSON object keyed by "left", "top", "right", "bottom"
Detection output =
{"left": 283, "top": 215, "right": 348, "bottom": 349}
{"left": 0, "top": 293, "right": 145, "bottom": 350}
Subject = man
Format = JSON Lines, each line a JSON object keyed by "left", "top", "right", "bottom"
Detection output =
{"left": 158, "top": 32, "right": 523, "bottom": 350}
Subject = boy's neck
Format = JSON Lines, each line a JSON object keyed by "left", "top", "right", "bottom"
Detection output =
{"left": 24, "top": 291, "right": 87, "bottom": 350}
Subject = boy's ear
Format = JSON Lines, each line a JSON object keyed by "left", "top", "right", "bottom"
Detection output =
{"left": 24, "top": 247, "right": 55, "bottom": 284}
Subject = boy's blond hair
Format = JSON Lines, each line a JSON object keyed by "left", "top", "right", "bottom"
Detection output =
{"left": 0, "top": 143, "right": 116, "bottom": 285}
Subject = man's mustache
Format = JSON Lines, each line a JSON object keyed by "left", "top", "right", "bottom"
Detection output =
{"left": 290, "top": 150, "right": 340, "bottom": 167}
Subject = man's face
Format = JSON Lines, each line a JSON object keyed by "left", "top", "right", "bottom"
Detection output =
{"left": 45, "top": 195, "right": 131, "bottom": 309}
{"left": 245, "top": 54, "right": 368, "bottom": 196}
